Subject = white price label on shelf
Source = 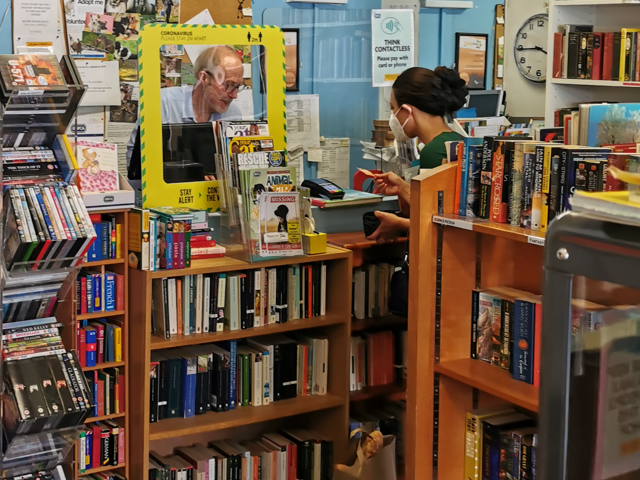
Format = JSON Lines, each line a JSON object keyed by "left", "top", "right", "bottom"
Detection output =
{"left": 433, "top": 216, "right": 473, "bottom": 231}
{"left": 527, "top": 235, "right": 545, "bottom": 246}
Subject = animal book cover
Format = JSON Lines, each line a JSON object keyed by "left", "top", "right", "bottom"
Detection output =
{"left": 76, "top": 141, "right": 119, "bottom": 193}
{"left": 585, "top": 103, "right": 640, "bottom": 147}
{"left": 259, "top": 192, "right": 302, "bottom": 257}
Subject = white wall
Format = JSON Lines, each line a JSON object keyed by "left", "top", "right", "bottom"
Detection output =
{"left": 503, "top": 0, "right": 547, "bottom": 118}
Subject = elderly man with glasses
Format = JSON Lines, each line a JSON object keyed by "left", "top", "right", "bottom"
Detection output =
{"left": 126, "top": 45, "right": 244, "bottom": 173}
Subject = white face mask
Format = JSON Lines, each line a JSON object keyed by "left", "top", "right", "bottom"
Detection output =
{"left": 389, "top": 106, "right": 412, "bottom": 142}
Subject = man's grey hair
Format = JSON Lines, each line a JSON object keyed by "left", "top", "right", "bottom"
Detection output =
{"left": 193, "top": 45, "right": 239, "bottom": 76}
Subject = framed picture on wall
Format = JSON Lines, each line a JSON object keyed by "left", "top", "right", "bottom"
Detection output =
{"left": 454, "top": 33, "right": 488, "bottom": 90}
{"left": 282, "top": 28, "right": 299, "bottom": 92}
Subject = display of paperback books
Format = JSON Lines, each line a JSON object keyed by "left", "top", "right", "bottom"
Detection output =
{"left": 148, "top": 335, "right": 328, "bottom": 422}
{"left": 3, "top": 185, "right": 97, "bottom": 272}
{"left": 150, "top": 262, "right": 327, "bottom": 339}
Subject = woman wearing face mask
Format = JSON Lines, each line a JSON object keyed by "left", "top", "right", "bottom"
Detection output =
{"left": 367, "top": 66, "right": 468, "bottom": 242}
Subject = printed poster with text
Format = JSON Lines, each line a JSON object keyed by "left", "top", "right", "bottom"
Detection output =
{"left": 371, "top": 9, "right": 414, "bottom": 88}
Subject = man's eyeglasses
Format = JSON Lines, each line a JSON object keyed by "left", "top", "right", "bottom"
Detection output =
{"left": 205, "top": 71, "right": 247, "bottom": 94}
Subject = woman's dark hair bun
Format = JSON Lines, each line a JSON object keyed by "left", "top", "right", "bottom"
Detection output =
{"left": 393, "top": 66, "right": 469, "bottom": 118}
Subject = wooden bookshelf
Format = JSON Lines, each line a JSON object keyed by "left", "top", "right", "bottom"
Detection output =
{"left": 127, "top": 247, "right": 353, "bottom": 479}
{"left": 405, "top": 164, "right": 543, "bottom": 480}
{"left": 349, "top": 382, "right": 405, "bottom": 402}
{"left": 57, "top": 208, "right": 130, "bottom": 480}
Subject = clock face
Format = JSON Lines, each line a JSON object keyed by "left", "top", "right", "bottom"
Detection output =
{"left": 514, "top": 14, "right": 549, "bottom": 83}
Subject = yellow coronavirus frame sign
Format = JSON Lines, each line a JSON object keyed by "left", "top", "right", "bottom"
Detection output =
{"left": 138, "top": 24, "right": 287, "bottom": 210}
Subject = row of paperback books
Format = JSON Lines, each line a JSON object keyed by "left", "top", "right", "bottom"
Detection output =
{"left": 149, "top": 334, "right": 328, "bottom": 422}
{"left": 78, "top": 419, "right": 124, "bottom": 472}
{"left": 472, "top": 287, "right": 542, "bottom": 386}
{"left": 4, "top": 185, "right": 96, "bottom": 271}
{"left": 552, "top": 25, "right": 640, "bottom": 81}
{"left": 349, "top": 400, "right": 405, "bottom": 472}
{"left": 128, "top": 207, "right": 220, "bottom": 271}
{"left": 453, "top": 136, "right": 616, "bottom": 232}
{"left": 77, "top": 320, "right": 123, "bottom": 368}
{"left": 352, "top": 262, "right": 397, "bottom": 320}
{"left": 86, "top": 213, "right": 123, "bottom": 262}
{"left": 151, "top": 263, "right": 327, "bottom": 338}
{"left": 84, "top": 367, "right": 124, "bottom": 418}
{"left": 464, "top": 408, "right": 537, "bottom": 480}
{"left": 149, "top": 430, "right": 333, "bottom": 480}
{"left": 350, "top": 330, "right": 403, "bottom": 391}
{"left": 76, "top": 269, "right": 125, "bottom": 315}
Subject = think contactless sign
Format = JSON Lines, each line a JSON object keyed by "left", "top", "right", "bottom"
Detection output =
{"left": 371, "top": 9, "right": 415, "bottom": 88}
{"left": 138, "top": 24, "right": 287, "bottom": 211}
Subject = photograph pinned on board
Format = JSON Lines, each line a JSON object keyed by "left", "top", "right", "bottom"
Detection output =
{"left": 105, "top": 0, "right": 154, "bottom": 15}
{"left": 180, "top": 61, "right": 195, "bottom": 85}
{"left": 162, "top": 57, "right": 182, "bottom": 76}
{"left": 163, "top": 76, "right": 181, "bottom": 88}
{"left": 109, "top": 99, "right": 138, "bottom": 123}
{"left": 84, "top": 13, "right": 114, "bottom": 34}
{"left": 282, "top": 28, "right": 299, "bottom": 92}
{"left": 455, "top": 33, "right": 488, "bottom": 90}
{"left": 155, "top": 0, "right": 179, "bottom": 23}
{"left": 160, "top": 44, "right": 184, "bottom": 57}
{"left": 120, "top": 82, "right": 135, "bottom": 101}
{"left": 113, "top": 13, "right": 140, "bottom": 40}
{"left": 119, "top": 59, "right": 138, "bottom": 81}
{"left": 81, "top": 31, "right": 117, "bottom": 56}
{"left": 114, "top": 40, "right": 138, "bottom": 61}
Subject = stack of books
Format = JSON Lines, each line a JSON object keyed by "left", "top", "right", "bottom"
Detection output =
{"left": 350, "top": 330, "right": 403, "bottom": 391}
{"left": 84, "top": 367, "right": 124, "bottom": 417}
{"left": 77, "top": 321, "right": 123, "bottom": 367}
{"left": 76, "top": 269, "right": 125, "bottom": 315}
{"left": 149, "top": 335, "right": 328, "bottom": 422}
{"left": 86, "top": 213, "right": 123, "bottom": 262}
{"left": 149, "top": 431, "right": 333, "bottom": 480}
{"left": 151, "top": 262, "right": 327, "bottom": 338}
{"left": 79, "top": 420, "right": 125, "bottom": 473}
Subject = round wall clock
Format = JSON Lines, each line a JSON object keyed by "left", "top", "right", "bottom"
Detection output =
{"left": 514, "top": 13, "right": 549, "bottom": 83}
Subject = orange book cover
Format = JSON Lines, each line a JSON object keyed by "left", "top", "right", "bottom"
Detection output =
{"left": 533, "top": 302, "right": 542, "bottom": 387}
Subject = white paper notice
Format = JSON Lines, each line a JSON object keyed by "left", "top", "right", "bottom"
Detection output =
{"left": 286, "top": 94, "right": 320, "bottom": 150}
{"left": 307, "top": 149, "right": 323, "bottom": 163}
{"left": 66, "top": 107, "right": 105, "bottom": 137}
{"left": 183, "top": 10, "right": 215, "bottom": 63}
{"left": 317, "top": 138, "right": 350, "bottom": 187}
{"left": 13, "top": 0, "right": 66, "bottom": 57}
{"left": 64, "top": 0, "right": 106, "bottom": 56}
{"left": 235, "top": 88, "right": 255, "bottom": 120}
{"left": 77, "top": 60, "right": 121, "bottom": 106}
{"left": 105, "top": 82, "right": 139, "bottom": 175}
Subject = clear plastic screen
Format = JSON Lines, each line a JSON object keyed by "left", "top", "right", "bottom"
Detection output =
{"left": 159, "top": 43, "right": 266, "bottom": 184}
{"left": 567, "top": 276, "right": 640, "bottom": 480}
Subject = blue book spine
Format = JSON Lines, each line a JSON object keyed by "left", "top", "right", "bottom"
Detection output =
{"left": 35, "top": 188, "right": 56, "bottom": 240}
{"left": 88, "top": 223, "right": 102, "bottom": 261}
{"left": 86, "top": 275, "right": 93, "bottom": 314}
{"left": 86, "top": 430, "right": 92, "bottom": 468}
{"left": 104, "top": 273, "right": 116, "bottom": 311}
{"left": 513, "top": 299, "right": 535, "bottom": 384}
{"left": 100, "top": 223, "right": 109, "bottom": 259}
{"left": 459, "top": 141, "right": 470, "bottom": 216}
{"left": 182, "top": 357, "right": 196, "bottom": 418}
{"left": 227, "top": 340, "right": 237, "bottom": 409}
{"left": 92, "top": 274, "right": 102, "bottom": 312}
{"left": 106, "top": 324, "right": 115, "bottom": 362}
{"left": 86, "top": 329, "right": 97, "bottom": 367}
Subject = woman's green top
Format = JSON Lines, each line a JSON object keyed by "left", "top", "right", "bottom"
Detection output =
{"left": 416, "top": 131, "right": 463, "bottom": 169}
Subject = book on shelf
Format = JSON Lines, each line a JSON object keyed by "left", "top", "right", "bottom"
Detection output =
{"left": 350, "top": 330, "right": 399, "bottom": 392}
{"left": 352, "top": 262, "right": 395, "bottom": 320}
{"left": 76, "top": 269, "right": 124, "bottom": 315}
{"left": 87, "top": 213, "right": 123, "bottom": 262}
{"left": 150, "top": 262, "right": 327, "bottom": 339}
{"left": 78, "top": 419, "right": 125, "bottom": 472}
{"left": 148, "top": 336, "right": 328, "bottom": 423}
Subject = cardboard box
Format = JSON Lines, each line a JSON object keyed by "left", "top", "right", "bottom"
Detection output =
{"left": 81, "top": 173, "right": 135, "bottom": 211}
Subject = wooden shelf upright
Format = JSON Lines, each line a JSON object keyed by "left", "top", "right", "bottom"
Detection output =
{"left": 127, "top": 246, "right": 353, "bottom": 479}
{"left": 57, "top": 209, "right": 130, "bottom": 480}
{"left": 405, "top": 164, "right": 543, "bottom": 480}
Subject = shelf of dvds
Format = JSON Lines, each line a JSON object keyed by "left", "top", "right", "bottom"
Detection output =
{"left": 127, "top": 247, "right": 353, "bottom": 480}
{"left": 57, "top": 208, "right": 130, "bottom": 480}
{"left": 405, "top": 163, "right": 544, "bottom": 480}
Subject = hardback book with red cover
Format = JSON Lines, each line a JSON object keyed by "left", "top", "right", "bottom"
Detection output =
{"left": 91, "top": 423, "right": 102, "bottom": 469}
{"left": 118, "top": 426, "right": 125, "bottom": 465}
{"left": 92, "top": 322, "right": 105, "bottom": 365}
{"left": 97, "top": 379, "right": 105, "bottom": 417}
{"left": 602, "top": 32, "right": 614, "bottom": 81}
{"left": 80, "top": 277, "right": 88, "bottom": 314}
{"left": 553, "top": 32, "right": 563, "bottom": 78}
{"left": 115, "top": 274, "right": 124, "bottom": 311}
{"left": 78, "top": 328, "right": 87, "bottom": 367}
{"left": 593, "top": 33, "right": 604, "bottom": 80}
{"left": 490, "top": 140, "right": 507, "bottom": 223}
{"left": 533, "top": 302, "right": 542, "bottom": 387}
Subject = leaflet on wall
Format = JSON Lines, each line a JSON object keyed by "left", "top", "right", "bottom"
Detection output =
{"left": 64, "top": 0, "right": 107, "bottom": 57}
{"left": 286, "top": 94, "right": 320, "bottom": 150}
{"left": 77, "top": 60, "right": 121, "bottom": 106}
{"left": 13, "top": 0, "right": 67, "bottom": 58}
{"left": 105, "top": 81, "right": 139, "bottom": 175}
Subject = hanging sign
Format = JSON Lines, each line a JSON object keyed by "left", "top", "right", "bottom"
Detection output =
{"left": 371, "top": 9, "right": 414, "bottom": 87}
